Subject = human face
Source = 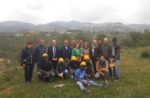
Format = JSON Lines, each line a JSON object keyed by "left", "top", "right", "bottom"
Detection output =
{"left": 75, "top": 44, "right": 80, "bottom": 49}
{"left": 52, "top": 40, "right": 56, "bottom": 46}
{"left": 92, "top": 40, "right": 97, "bottom": 46}
{"left": 39, "top": 39, "right": 45, "bottom": 46}
{"left": 27, "top": 44, "right": 32, "bottom": 48}
{"left": 103, "top": 38, "right": 109, "bottom": 45}
{"left": 64, "top": 40, "right": 68, "bottom": 46}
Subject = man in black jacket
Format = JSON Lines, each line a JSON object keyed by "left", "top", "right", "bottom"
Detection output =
{"left": 21, "top": 41, "right": 34, "bottom": 82}
{"left": 48, "top": 40, "right": 60, "bottom": 72}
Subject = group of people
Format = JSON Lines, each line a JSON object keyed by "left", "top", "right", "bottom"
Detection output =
{"left": 21, "top": 37, "right": 120, "bottom": 93}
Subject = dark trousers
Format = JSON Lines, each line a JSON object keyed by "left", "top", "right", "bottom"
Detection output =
{"left": 37, "top": 62, "right": 42, "bottom": 81}
{"left": 40, "top": 72, "right": 54, "bottom": 82}
{"left": 91, "top": 57, "right": 97, "bottom": 73}
{"left": 52, "top": 60, "right": 58, "bottom": 72}
{"left": 24, "top": 64, "right": 34, "bottom": 82}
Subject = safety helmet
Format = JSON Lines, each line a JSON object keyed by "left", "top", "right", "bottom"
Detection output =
{"left": 80, "top": 61, "right": 86, "bottom": 67}
{"left": 84, "top": 55, "right": 90, "bottom": 60}
{"left": 71, "top": 56, "right": 77, "bottom": 61}
{"left": 58, "top": 58, "right": 64, "bottom": 63}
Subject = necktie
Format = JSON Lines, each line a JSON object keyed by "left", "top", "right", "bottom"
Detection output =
{"left": 53, "top": 46, "right": 56, "bottom": 58}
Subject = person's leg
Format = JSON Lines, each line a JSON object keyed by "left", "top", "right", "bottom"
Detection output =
{"left": 89, "top": 80, "right": 99, "bottom": 86}
{"left": 37, "top": 62, "right": 42, "bottom": 81}
{"left": 24, "top": 65, "right": 28, "bottom": 82}
{"left": 115, "top": 60, "right": 120, "bottom": 79}
{"left": 92, "top": 57, "right": 96, "bottom": 73}
{"left": 103, "top": 71, "right": 109, "bottom": 86}
{"left": 29, "top": 64, "right": 34, "bottom": 82}
{"left": 52, "top": 61, "right": 58, "bottom": 73}
{"left": 109, "top": 67, "right": 113, "bottom": 77}
{"left": 76, "top": 81, "right": 86, "bottom": 91}
{"left": 25, "top": 65, "right": 30, "bottom": 82}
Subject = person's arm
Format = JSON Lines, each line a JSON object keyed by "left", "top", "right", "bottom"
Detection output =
{"left": 96, "top": 62, "right": 105, "bottom": 75}
{"left": 21, "top": 49, "right": 25, "bottom": 66}
{"left": 57, "top": 46, "right": 61, "bottom": 58}
{"left": 96, "top": 61, "right": 100, "bottom": 72}
{"left": 48, "top": 62, "right": 54, "bottom": 75}
{"left": 98, "top": 46, "right": 102, "bottom": 57}
{"left": 106, "top": 61, "right": 109, "bottom": 69}
{"left": 109, "top": 45, "right": 112, "bottom": 58}
{"left": 33, "top": 47, "right": 38, "bottom": 63}
{"left": 60, "top": 47, "right": 63, "bottom": 58}
{"left": 69, "top": 47, "right": 72, "bottom": 59}
{"left": 115, "top": 45, "right": 120, "bottom": 59}
{"left": 75, "top": 70, "right": 80, "bottom": 81}
{"left": 71, "top": 49, "right": 75, "bottom": 56}
{"left": 84, "top": 71, "right": 90, "bottom": 85}
{"left": 56, "top": 63, "right": 59, "bottom": 75}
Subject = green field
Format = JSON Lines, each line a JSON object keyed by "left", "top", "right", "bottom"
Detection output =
{"left": 0, "top": 46, "right": 150, "bottom": 98}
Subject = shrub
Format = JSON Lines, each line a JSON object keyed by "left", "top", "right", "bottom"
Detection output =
{"left": 141, "top": 50, "right": 150, "bottom": 58}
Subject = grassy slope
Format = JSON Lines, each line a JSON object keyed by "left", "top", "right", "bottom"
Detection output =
{"left": 0, "top": 47, "right": 150, "bottom": 98}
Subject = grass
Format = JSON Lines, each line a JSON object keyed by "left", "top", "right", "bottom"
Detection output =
{"left": 0, "top": 47, "right": 150, "bottom": 98}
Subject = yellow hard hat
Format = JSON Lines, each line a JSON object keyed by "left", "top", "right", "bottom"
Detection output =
{"left": 71, "top": 56, "right": 77, "bottom": 61}
{"left": 84, "top": 55, "right": 90, "bottom": 60}
{"left": 80, "top": 61, "right": 86, "bottom": 66}
{"left": 42, "top": 53, "right": 48, "bottom": 57}
{"left": 58, "top": 58, "right": 64, "bottom": 62}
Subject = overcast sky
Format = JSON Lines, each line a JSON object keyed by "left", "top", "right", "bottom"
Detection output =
{"left": 0, "top": 0, "right": 149, "bottom": 24}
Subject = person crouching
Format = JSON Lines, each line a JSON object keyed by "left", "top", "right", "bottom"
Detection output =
{"left": 95, "top": 56, "right": 109, "bottom": 86}
{"left": 56, "top": 58, "right": 69, "bottom": 79}
{"left": 83, "top": 55, "right": 94, "bottom": 78}
{"left": 68, "top": 56, "right": 79, "bottom": 79}
{"left": 39, "top": 53, "right": 55, "bottom": 82}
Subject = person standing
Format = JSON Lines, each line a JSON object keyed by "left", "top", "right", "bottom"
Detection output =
{"left": 89, "top": 40, "right": 100, "bottom": 73}
{"left": 101, "top": 38, "right": 112, "bottom": 60}
{"left": 60, "top": 40, "right": 72, "bottom": 64}
{"left": 111, "top": 37, "right": 121, "bottom": 80}
{"left": 101, "top": 38, "right": 112, "bottom": 77}
{"left": 72, "top": 43, "right": 82, "bottom": 62}
{"left": 82, "top": 42, "right": 90, "bottom": 56}
{"left": 21, "top": 41, "right": 34, "bottom": 82}
{"left": 34, "top": 39, "right": 46, "bottom": 81}
{"left": 48, "top": 40, "right": 60, "bottom": 72}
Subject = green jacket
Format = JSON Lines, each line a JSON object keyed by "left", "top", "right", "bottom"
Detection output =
{"left": 72, "top": 48, "right": 82, "bottom": 57}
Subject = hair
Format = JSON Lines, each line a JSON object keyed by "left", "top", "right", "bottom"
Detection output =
{"left": 27, "top": 40, "right": 32, "bottom": 45}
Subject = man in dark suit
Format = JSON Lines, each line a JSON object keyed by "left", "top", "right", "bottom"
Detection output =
{"left": 60, "top": 40, "right": 72, "bottom": 63}
{"left": 48, "top": 40, "right": 60, "bottom": 72}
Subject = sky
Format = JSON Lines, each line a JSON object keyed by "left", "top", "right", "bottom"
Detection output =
{"left": 0, "top": 0, "right": 149, "bottom": 24}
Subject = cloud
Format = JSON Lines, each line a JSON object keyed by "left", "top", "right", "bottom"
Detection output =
{"left": 25, "top": 0, "right": 44, "bottom": 11}
{"left": 0, "top": 0, "right": 150, "bottom": 24}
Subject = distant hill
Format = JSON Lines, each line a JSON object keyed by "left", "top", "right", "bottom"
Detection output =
{"left": 0, "top": 21, "right": 150, "bottom": 33}
{"left": 0, "top": 21, "right": 35, "bottom": 33}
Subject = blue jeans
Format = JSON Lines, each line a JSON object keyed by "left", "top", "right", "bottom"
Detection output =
{"left": 114, "top": 60, "right": 120, "bottom": 79}
{"left": 76, "top": 80, "right": 98, "bottom": 91}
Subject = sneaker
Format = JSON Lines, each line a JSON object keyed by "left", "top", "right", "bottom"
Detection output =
{"left": 82, "top": 89, "right": 91, "bottom": 93}
{"left": 97, "top": 83, "right": 104, "bottom": 87}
